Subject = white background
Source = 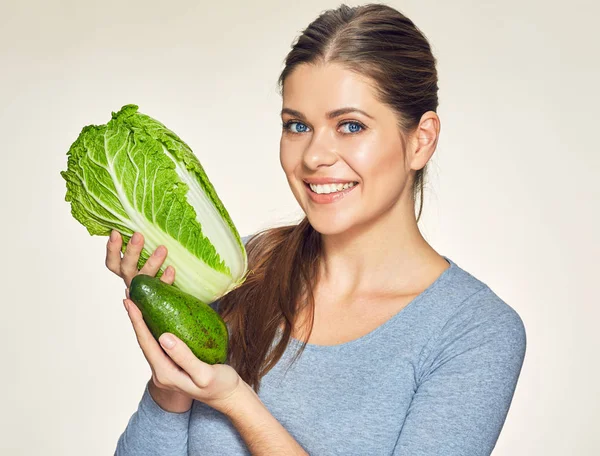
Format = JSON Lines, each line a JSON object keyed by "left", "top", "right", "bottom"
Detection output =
{"left": 1, "top": 0, "right": 598, "bottom": 454}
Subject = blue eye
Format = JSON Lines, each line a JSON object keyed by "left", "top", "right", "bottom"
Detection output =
{"left": 340, "top": 121, "right": 363, "bottom": 134}
{"left": 283, "top": 121, "right": 310, "bottom": 134}
{"left": 282, "top": 120, "right": 366, "bottom": 135}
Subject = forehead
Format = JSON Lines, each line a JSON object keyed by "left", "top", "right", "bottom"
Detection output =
{"left": 282, "top": 62, "right": 381, "bottom": 114}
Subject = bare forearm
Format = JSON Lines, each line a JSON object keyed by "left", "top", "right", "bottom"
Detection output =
{"left": 225, "top": 382, "right": 308, "bottom": 455}
{"left": 147, "top": 379, "right": 193, "bottom": 413}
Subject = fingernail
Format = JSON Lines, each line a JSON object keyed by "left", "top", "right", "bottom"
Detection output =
{"left": 154, "top": 246, "right": 166, "bottom": 257}
{"left": 132, "top": 233, "right": 141, "bottom": 244}
{"left": 123, "top": 299, "right": 129, "bottom": 312}
{"left": 110, "top": 230, "right": 118, "bottom": 241}
{"left": 160, "top": 334, "right": 175, "bottom": 349}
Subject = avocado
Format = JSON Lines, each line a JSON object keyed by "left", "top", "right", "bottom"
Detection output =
{"left": 129, "top": 274, "right": 228, "bottom": 364}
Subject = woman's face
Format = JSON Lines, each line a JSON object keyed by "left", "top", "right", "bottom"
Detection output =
{"left": 279, "top": 62, "right": 415, "bottom": 236}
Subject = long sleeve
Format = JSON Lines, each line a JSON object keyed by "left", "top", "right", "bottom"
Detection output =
{"left": 392, "top": 286, "right": 527, "bottom": 456}
{"left": 114, "top": 381, "right": 191, "bottom": 456}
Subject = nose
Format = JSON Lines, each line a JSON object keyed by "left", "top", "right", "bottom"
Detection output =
{"left": 302, "top": 129, "right": 338, "bottom": 170}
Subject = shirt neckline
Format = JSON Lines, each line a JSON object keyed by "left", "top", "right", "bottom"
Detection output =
{"left": 280, "top": 255, "right": 457, "bottom": 352}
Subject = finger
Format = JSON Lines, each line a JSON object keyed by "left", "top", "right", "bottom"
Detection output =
{"left": 125, "top": 299, "right": 182, "bottom": 371}
{"left": 121, "top": 232, "right": 144, "bottom": 285}
{"left": 160, "top": 266, "right": 176, "bottom": 285}
{"left": 125, "top": 299, "right": 197, "bottom": 390}
{"left": 105, "top": 230, "right": 123, "bottom": 274}
{"left": 139, "top": 245, "right": 168, "bottom": 277}
{"left": 158, "top": 333, "right": 214, "bottom": 388}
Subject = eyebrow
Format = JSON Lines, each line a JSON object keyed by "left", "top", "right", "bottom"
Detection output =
{"left": 280, "top": 107, "right": 374, "bottom": 120}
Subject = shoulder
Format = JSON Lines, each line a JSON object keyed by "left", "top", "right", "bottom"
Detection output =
{"left": 449, "top": 261, "right": 526, "bottom": 340}
{"left": 437, "top": 258, "right": 526, "bottom": 334}
{"left": 417, "top": 259, "right": 527, "bottom": 377}
{"left": 447, "top": 285, "right": 527, "bottom": 351}
{"left": 421, "top": 258, "right": 526, "bottom": 338}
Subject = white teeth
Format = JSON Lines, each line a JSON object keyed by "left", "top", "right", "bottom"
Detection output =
{"left": 309, "top": 182, "right": 357, "bottom": 194}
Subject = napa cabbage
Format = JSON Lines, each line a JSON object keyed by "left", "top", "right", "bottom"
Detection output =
{"left": 60, "top": 104, "right": 248, "bottom": 303}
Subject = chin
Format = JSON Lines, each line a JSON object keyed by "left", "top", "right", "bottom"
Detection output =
{"left": 306, "top": 212, "right": 355, "bottom": 236}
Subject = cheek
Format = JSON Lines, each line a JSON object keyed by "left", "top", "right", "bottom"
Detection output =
{"left": 349, "top": 140, "right": 406, "bottom": 198}
{"left": 279, "top": 143, "right": 305, "bottom": 201}
{"left": 348, "top": 135, "right": 402, "bottom": 178}
{"left": 279, "top": 140, "right": 298, "bottom": 175}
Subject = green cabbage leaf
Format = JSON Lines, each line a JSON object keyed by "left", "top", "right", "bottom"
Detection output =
{"left": 60, "top": 104, "right": 248, "bottom": 303}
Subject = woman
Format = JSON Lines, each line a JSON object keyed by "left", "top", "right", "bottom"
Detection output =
{"left": 111, "top": 3, "right": 526, "bottom": 455}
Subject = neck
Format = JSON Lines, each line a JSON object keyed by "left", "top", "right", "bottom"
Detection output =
{"left": 317, "top": 197, "right": 441, "bottom": 299}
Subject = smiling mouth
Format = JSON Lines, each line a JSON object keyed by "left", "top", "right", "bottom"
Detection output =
{"left": 304, "top": 181, "right": 359, "bottom": 194}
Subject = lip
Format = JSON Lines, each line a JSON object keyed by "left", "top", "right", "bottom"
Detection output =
{"left": 303, "top": 177, "right": 358, "bottom": 185}
{"left": 303, "top": 181, "right": 358, "bottom": 204}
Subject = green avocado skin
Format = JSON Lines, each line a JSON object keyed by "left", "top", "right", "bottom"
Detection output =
{"left": 129, "top": 275, "right": 228, "bottom": 364}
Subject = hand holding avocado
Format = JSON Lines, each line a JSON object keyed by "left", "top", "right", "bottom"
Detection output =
{"left": 129, "top": 274, "right": 228, "bottom": 364}
{"left": 123, "top": 292, "right": 247, "bottom": 416}
{"left": 106, "top": 230, "right": 248, "bottom": 416}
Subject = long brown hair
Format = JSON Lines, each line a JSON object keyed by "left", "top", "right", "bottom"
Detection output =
{"left": 218, "top": 3, "right": 439, "bottom": 393}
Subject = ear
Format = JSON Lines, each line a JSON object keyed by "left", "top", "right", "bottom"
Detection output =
{"left": 408, "top": 111, "right": 440, "bottom": 171}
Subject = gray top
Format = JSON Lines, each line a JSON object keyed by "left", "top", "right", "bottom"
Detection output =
{"left": 115, "top": 238, "right": 526, "bottom": 456}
